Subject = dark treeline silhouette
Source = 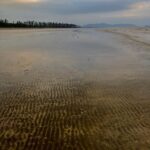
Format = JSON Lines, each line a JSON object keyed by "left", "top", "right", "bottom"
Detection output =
{"left": 0, "top": 19, "right": 79, "bottom": 28}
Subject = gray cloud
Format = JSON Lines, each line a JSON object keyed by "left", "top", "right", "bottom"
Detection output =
{"left": 0, "top": 0, "right": 150, "bottom": 25}
{"left": 44, "top": 1, "right": 135, "bottom": 14}
{"left": 1, "top": 0, "right": 138, "bottom": 14}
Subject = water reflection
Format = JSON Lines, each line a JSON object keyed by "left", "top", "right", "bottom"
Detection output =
{"left": 0, "top": 29, "right": 149, "bottom": 81}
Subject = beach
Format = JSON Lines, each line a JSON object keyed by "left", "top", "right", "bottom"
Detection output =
{"left": 0, "top": 28, "right": 150, "bottom": 150}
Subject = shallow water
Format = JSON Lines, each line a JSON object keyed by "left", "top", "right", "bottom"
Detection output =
{"left": 0, "top": 29, "right": 150, "bottom": 150}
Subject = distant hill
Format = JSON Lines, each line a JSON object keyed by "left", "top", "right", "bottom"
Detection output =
{"left": 83, "top": 23, "right": 137, "bottom": 28}
{"left": 145, "top": 25, "right": 150, "bottom": 28}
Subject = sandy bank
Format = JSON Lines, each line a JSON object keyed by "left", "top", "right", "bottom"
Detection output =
{"left": 100, "top": 27, "right": 150, "bottom": 47}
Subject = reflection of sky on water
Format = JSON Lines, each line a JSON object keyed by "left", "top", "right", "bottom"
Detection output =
{"left": 0, "top": 29, "right": 149, "bottom": 81}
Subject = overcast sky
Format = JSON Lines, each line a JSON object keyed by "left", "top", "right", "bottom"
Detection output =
{"left": 0, "top": 0, "right": 150, "bottom": 25}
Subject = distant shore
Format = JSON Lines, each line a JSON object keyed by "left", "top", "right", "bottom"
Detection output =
{"left": 0, "top": 19, "right": 79, "bottom": 28}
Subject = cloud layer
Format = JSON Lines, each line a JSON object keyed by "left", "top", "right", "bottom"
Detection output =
{"left": 0, "top": 0, "right": 150, "bottom": 25}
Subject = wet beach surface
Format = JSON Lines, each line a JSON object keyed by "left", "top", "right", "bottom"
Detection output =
{"left": 0, "top": 29, "right": 150, "bottom": 150}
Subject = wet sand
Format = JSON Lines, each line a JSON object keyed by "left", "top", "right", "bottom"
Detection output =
{"left": 0, "top": 28, "right": 150, "bottom": 150}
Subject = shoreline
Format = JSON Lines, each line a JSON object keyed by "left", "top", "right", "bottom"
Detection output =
{"left": 100, "top": 27, "right": 150, "bottom": 47}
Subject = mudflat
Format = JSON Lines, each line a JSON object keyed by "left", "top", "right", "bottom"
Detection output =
{"left": 0, "top": 28, "right": 150, "bottom": 150}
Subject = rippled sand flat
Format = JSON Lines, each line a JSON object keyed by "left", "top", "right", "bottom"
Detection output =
{"left": 0, "top": 28, "right": 150, "bottom": 150}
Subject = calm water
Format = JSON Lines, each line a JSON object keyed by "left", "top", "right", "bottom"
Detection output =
{"left": 0, "top": 29, "right": 150, "bottom": 149}
{"left": 0, "top": 29, "right": 149, "bottom": 81}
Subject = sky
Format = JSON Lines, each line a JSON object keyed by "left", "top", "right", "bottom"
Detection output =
{"left": 0, "top": 0, "right": 150, "bottom": 25}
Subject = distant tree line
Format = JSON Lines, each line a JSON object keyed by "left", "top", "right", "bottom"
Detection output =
{"left": 0, "top": 19, "right": 79, "bottom": 28}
